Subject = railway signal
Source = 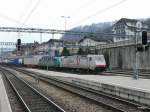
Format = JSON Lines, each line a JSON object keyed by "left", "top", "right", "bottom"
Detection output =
{"left": 142, "top": 31, "right": 147, "bottom": 45}
{"left": 136, "top": 31, "right": 148, "bottom": 52}
{"left": 17, "top": 39, "right": 21, "bottom": 51}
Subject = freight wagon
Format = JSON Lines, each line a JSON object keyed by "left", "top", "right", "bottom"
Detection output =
{"left": 2, "top": 54, "right": 106, "bottom": 72}
{"left": 39, "top": 56, "right": 61, "bottom": 68}
{"left": 5, "top": 58, "right": 23, "bottom": 66}
{"left": 23, "top": 55, "right": 43, "bottom": 67}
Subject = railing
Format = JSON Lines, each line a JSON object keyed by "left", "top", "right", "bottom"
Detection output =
{"left": 96, "top": 36, "right": 145, "bottom": 49}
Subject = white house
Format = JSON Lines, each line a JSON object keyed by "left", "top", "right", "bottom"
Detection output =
{"left": 112, "top": 18, "right": 148, "bottom": 42}
{"left": 34, "top": 39, "right": 64, "bottom": 56}
{"left": 22, "top": 39, "right": 64, "bottom": 56}
{"left": 78, "top": 36, "right": 108, "bottom": 47}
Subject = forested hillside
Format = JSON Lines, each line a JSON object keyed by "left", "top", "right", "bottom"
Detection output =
{"left": 61, "top": 18, "right": 150, "bottom": 42}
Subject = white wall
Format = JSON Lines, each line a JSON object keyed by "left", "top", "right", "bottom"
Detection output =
{"left": 80, "top": 38, "right": 106, "bottom": 46}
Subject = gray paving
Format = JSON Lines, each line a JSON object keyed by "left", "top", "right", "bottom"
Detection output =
{"left": 27, "top": 68, "right": 150, "bottom": 93}
{"left": 0, "top": 74, "right": 12, "bottom": 112}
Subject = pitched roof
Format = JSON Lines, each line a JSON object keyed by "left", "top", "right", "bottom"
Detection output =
{"left": 48, "top": 39, "right": 63, "bottom": 43}
{"left": 117, "top": 18, "right": 138, "bottom": 24}
{"left": 79, "top": 35, "right": 110, "bottom": 43}
{"left": 113, "top": 18, "right": 148, "bottom": 30}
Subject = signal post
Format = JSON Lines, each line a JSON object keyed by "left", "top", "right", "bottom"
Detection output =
{"left": 134, "top": 31, "right": 148, "bottom": 79}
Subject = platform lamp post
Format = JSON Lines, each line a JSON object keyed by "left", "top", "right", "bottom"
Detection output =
{"left": 133, "top": 29, "right": 138, "bottom": 79}
{"left": 61, "top": 16, "right": 70, "bottom": 31}
{"left": 133, "top": 28, "right": 141, "bottom": 79}
{"left": 40, "top": 32, "right": 42, "bottom": 43}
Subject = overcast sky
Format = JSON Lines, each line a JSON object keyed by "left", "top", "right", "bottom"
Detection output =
{"left": 0, "top": 0, "right": 150, "bottom": 43}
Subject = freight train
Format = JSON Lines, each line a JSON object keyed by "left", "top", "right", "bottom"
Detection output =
{"left": 2, "top": 54, "right": 107, "bottom": 72}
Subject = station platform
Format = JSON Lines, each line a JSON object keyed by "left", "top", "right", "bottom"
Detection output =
{"left": 0, "top": 74, "right": 12, "bottom": 112}
{"left": 26, "top": 68, "right": 150, "bottom": 106}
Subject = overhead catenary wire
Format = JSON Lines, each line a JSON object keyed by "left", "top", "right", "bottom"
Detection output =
{"left": 69, "top": 0, "right": 127, "bottom": 28}
{"left": 0, "top": 26, "right": 135, "bottom": 37}
{"left": 71, "top": 0, "right": 99, "bottom": 17}
{"left": 17, "top": 0, "right": 41, "bottom": 42}
{"left": 17, "top": 0, "right": 33, "bottom": 27}
{"left": 21, "top": 0, "right": 41, "bottom": 28}
{"left": 0, "top": 12, "right": 28, "bottom": 26}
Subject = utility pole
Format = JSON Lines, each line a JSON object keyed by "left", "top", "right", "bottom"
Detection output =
{"left": 1, "top": 46, "right": 3, "bottom": 58}
{"left": 52, "top": 32, "right": 54, "bottom": 39}
{"left": 133, "top": 29, "right": 140, "bottom": 79}
{"left": 40, "top": 32, "right": 42, "bottom": 43}
{"left": 61, "top": 16, "right": 70, "bottom": 30}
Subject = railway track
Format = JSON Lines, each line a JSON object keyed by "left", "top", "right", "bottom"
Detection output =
{"left": 0, "top": 67, "right": 65, "bottom": 112}
{"left": 8, "top": 66, "right": 150, "bottom": 112}
{"left": 102, "top": 69, "right": 150, "bottom": 79}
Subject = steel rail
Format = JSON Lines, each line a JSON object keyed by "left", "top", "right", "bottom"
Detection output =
{"left": 0, "top": 67, "right": 65, "bottom": 112}
{"left": 13, "top": 67, "right": 150, "bottom": 112}
{"left": 1, "top": 70, "right": 31, "bottom": 112}
{"left": 103, "top": 70, "right": 150, "bottom": 79}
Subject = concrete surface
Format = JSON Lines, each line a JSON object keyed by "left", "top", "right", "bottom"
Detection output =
{"left": 27, "top": 68, "right": 150, "bottom": 92}
{"left": 98, "top": 44, "right": 150, "bottom": 70}
{"left": 26, "top": 68, "right": 150, "bottom": 106}
{"left": 0, "top": 74, "right": 12, "bottom": 112}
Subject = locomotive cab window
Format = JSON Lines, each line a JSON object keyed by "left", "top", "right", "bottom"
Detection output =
{"left": 95, "top": 56, "right": 102, "bottom": 61}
